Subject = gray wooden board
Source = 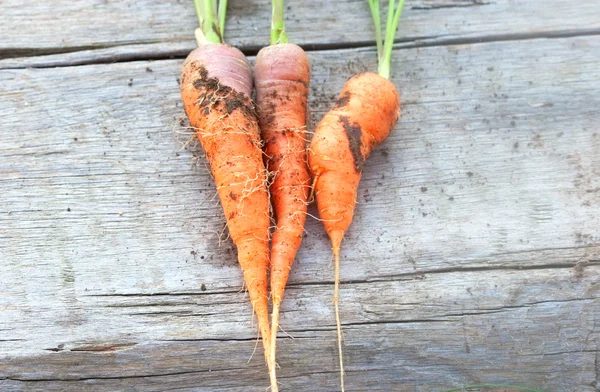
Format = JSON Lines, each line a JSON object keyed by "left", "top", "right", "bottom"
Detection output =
{"left": 1, "top": 35, "right": 599, "bottom": 391}
{"left": 1, "top": 0, "right": 600, "bottom": 59}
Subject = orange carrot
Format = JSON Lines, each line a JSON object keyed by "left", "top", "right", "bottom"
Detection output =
{"left": 308, "top": 72, "right": 399, "bottom": 389}
{"left": 180, "top": 1, "right": 274, "bottom": 386}
{"left": 307, "top": 1, "right": 405, "bottom": 390}
{"left": 255, "top": 22, "right": 311, "bottom": 391}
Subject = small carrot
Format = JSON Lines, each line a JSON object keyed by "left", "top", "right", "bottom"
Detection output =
{"left": 179, "top": 0, "right": 275, "bottom": 386}
{"left": 254, "top": 1, "right": 310, "bottom": 389}
{"left": 307, "top": 1, "right": 405, "bottom": 390}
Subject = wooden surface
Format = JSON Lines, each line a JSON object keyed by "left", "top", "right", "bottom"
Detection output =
{"left": 1, "top": 1, "right": 599, "bottom": 391}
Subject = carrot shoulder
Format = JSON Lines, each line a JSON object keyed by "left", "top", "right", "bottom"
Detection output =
{"left": 180, "top": 43, "right": 272, "bottom": 366}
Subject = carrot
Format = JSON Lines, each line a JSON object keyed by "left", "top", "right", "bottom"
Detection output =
{"left": 179, "top": 0, "right": 275, "bottom": 386}
{"left": 254, "top": 2, "right": 310, "bottom": 390}
{"left": 307, "top": 1, "right": 405, "bottom": 390}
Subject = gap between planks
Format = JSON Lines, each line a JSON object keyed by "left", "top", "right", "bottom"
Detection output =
{"left": 1, "top": 28, "right": 600, "bottom": 70}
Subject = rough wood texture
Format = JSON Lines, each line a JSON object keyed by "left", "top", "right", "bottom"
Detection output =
{"left": 1, "top": 32, "right": 599, "bottom": 390}
{"left": 1, "top": 0, "right": 599, "bottom": 58}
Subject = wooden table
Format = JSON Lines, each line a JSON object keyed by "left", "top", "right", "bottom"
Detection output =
{"left": 1, "top": 1, "right": 599, "bottom": 391}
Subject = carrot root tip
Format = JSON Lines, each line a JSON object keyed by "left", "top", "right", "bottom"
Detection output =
{"left": 269, "top": 303, "right": 280, "bottom": 392}
{"left": 333, "top": 247, "right": 345, "bottom": 392}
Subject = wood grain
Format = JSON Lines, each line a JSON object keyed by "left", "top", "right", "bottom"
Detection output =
{"left": 1, "top": 33, "right": 599, "bottom": 391}
{"left": 1, "top": 269, "right": 598, "bottom": 391}
{"left": 1, "top": 0, "right": 599, "bottom": 59}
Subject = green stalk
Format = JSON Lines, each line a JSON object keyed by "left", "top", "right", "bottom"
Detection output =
{"left": 193, "top": 0, "right": 222, "bottom": 44}
{"left": 370, "top": 0, "right": 405, "bottom": 79}
{"left": 367, "top": 0, "right": 382, "bottom": 60}
{"left": 194, "top": 0, "right": 203, "bottom": 28}
{"left": 270, "top": 0, "right": 289, "bottom": 45}
{"left": 385, "top": 0, "right": 395, "bottom": 49}
{"left": 218, "top": 0, "right": 228, "bottom": 39}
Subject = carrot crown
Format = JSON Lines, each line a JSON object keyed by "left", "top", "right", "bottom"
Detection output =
{"left": 270, "top": 0, "right": 289, "bottom": 45}
{"left": 367, "top": 0, "right": 406, "bottom": 79}
{"left": 193, "top": 0, "right": 228, "bottom": 45}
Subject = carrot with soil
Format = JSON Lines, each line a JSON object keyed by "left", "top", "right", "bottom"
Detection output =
{"left": 254, "top": 1, "right": 311, "bottom": 389}
{"left": 179, "top": 0, "right": 275, "bottom": 386}
{"left": 307, "top": 1, "right": 405, "bottom": 390}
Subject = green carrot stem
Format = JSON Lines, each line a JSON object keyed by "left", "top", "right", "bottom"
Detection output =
{"left": 218, "top": 0, "right": 228, "bottom": 39}
{"left": 270, "top": 0, "right": 289, "bottom": 45}
{"left": 378, "top": 0, "right": 404, "bottom": 79}
{"left": 367, "top": 0, "right": 383, "bottom": 60}
{"left": 384, "top": 0, "right": 395, "bottom": 49}
{"left": 193, "top": 0, "right": 222, "bottom": 44}
{"left": 194, "top": 0, "right": 203, "bottom": 28}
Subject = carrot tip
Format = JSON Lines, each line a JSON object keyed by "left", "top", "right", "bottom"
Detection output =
{"left": 269, "top": 303, "right": 280, "bottom": 392}
{"left": 333, "top": 247, "right": 345, "bottom": 392}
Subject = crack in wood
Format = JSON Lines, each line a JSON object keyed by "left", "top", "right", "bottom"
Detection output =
{"left": 158, "top": 337, "right": 263, "bottom": 343}
{"left": 285, "top": 257, "right": 600, "bottom": 287}
{"left": 84, "top": 289, "right": 243, "bottom": 298}
{"left": 0, "top": 39, "right": 177, "bottom": 60}
{"left": 76, "top": 257, "right": 600, "bottom": 301}
{"left": 522, "top": 349, "right": 600, "bottom": 357}
{"left": 411, "top": 0, "right": 492, "bottom": 10}
{"left": 2, "top": 28, "right": 600, "bottom": 70}
{"left": 0, "top": 367, "right": 237, "bottom": 382}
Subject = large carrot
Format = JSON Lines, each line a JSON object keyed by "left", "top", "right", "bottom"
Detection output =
{"left": 179, "top": 0, "right": 275, "bottom": 386}
{"left": 307, "top": 1, "right": 405, "bottom": 390}
{"left": 254, "top": 1, "right": 310, "bottom": 390}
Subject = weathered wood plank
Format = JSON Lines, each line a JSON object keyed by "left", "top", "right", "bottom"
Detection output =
{"left": 1, "top": 36, "right": 599, "bottom": 391}
{"left": 1, "top": 269, "right": 598, "bottom": 391}
{"left": 1, "top": 0, "right": 599, "bottom": 57}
